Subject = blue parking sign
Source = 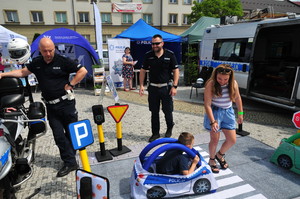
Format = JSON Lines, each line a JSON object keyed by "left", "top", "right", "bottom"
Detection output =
{"left": 69, "top": 119, "right": 94, "bottom": 150}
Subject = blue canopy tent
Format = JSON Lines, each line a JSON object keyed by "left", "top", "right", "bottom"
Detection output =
{"left": 31, "top": 28, "right": 99, "bottom": 76}
{"left": 115, "top": 19, "right": 182, "bottom": 68}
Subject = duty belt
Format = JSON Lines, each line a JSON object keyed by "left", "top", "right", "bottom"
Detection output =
{"left": 42, "top": 95, "right": 68, "bottom": 105}
{"left": 150, "top": 82, "right": 172, "bottom": 88}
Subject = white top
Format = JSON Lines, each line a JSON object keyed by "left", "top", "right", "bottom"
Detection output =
{"left": 212, "top": 84, "right": 232, "bottom": 109}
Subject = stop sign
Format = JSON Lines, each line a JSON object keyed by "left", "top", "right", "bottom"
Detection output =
{"left": 292, "top": 111, "right": 300, "bottom": 129}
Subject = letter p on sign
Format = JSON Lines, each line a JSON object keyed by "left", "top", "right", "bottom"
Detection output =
{"left": 69, "top": 119, "right": 94, "bottom": 150}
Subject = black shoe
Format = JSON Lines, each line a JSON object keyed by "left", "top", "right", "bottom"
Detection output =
{"left": 165, "top": 127, "right": 173, "bottom": 138}
{"left": 148, "top": 134, "right": 160, "bottom": 142}
{"left": 57, "top": 164, "right": 79, "bottom": 177}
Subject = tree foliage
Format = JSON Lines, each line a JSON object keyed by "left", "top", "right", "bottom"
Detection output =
{"left": 189, "top": 0, "right": 243, "bottom": 23}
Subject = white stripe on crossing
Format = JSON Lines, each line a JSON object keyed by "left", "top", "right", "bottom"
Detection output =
{"left": 195, "top": 184, "right": 256, "bottom": 199}
{"left": 244, "top": 194, "right": 268, "bottom": 199}
{"left": 192, "top": 146, "right": 266, "bottom": 199}
{"left": 217, "top": 176, "right": 244, "bottom": 187}
{"left": 200, "top": 151, "right": 209, "bottom": 157}
{"left": 213, "top": 168, "right": 233, "bottom": 177}
{"left": 194, "top": 146, "right": 202, "bottom": 151}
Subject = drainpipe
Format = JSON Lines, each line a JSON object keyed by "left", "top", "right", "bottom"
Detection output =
{"left": 72, "top": 0, "right": 76, "bottom": 31}
{"left": 160, "top": 0, "right": 163, "bottom": 30}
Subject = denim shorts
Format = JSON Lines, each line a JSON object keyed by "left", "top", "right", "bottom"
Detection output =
{"left": 204, "top": 106, "right": 236, "bottom": 131}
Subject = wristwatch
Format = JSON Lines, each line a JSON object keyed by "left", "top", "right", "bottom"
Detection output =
{"left": 68, "top": 82, "right": 74, "bottom": 88}
{"left": 173, "top": 85, "right": 178, "bottom": 89}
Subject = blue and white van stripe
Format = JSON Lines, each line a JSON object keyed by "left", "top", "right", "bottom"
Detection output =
{"left": 200, "top": 60, "right": 250, "bottom": 72}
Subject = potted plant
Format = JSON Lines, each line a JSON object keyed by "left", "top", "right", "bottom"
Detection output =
{"left": 94, "top": 84, "right": 102, "bottom": 95}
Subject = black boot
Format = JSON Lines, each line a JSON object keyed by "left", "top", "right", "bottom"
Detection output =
{"left": 165, "top": 123, "right": 174, "bottom": 138}
{"left": 148, "top": 134, "right": 160, "bottom": 142}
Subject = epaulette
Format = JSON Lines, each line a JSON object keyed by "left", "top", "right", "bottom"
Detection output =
{"left": 165, "top": 49, "right": 175, "bottom": 54}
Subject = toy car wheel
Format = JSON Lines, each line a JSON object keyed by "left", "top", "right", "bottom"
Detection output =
{"left": 193, "top": 178, "right": 211, "bottom": 194}
{"left": 146, "top": 186, "right": 166, "bottom": 199}
{"left": 277, "top": 155, "right": 293, "bottom": 170}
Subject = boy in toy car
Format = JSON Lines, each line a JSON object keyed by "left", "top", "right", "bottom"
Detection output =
{"left": 156, "top": 132, "right": 200, "bottom": 175}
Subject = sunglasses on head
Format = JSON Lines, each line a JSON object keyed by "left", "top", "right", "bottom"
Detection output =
{"left": 151, "top": 42, "right": 162, "bottom": 46}
{"left": 216, "top": 67, "right": 232, "bottom": 74}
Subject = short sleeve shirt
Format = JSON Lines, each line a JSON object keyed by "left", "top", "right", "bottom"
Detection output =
{"left": 156, "top": 150, "right": 190, "bottom": 175}
{"left": 142, "top": 49, "right": 178, "bottom": 84}
{"left": 27, "top": 54, "right": 82, "bottom": 101}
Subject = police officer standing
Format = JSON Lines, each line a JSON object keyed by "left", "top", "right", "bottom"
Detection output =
{"left": 139, "top": 34, "right": 179, "bottom": 142}
{"left": 1, "top": 38, "right": 87, "bottom": 177}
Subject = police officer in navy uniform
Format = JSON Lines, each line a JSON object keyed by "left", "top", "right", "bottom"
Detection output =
{"left": 139, "top": 34, "right": 179, "bottom": 142}
{"left": 1, "top": 38, "right": 87, "bottom": 177}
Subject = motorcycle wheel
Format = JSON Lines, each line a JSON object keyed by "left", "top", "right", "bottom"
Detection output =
{"left": 0, "top": 175, "right": 17, "bottom": 199}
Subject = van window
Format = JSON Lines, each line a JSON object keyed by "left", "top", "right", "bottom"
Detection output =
{"left": 213, "top": 39, "right": 252, "bottom": 62}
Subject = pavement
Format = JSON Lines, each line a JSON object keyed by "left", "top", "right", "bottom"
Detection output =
{"left": 14, "top": 86, "right": 300, "bottom": 199}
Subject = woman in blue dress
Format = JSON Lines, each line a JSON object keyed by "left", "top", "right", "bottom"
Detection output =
{"left": 122, "top": 47, "right": 135, "bottom": 91}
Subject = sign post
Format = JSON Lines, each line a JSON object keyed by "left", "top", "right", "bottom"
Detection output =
{"left": 292, "top": 111, "right": 300, "bottom": 129}
{"left": 107, "top": 103, "right": 131, "bottom": 156}
{"left": 236, "top": 123, "right": 250, "bottom": 136}
{"left": 92, "top": 105, "right": 113, "bottom": 162}
{"left": 69, "top": 119, "right": 94, "bottom": 172}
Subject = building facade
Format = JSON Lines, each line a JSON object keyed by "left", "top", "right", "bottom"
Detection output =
{"left": 1, "top": 0, "right": 299, "bottom": 49}
{"left": 0, "top": 0, "right": 197, "bottom": 48}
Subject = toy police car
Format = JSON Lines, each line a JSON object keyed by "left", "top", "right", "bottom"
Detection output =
{"left": 130, "top": 138, "right": 218, "bottom": 199}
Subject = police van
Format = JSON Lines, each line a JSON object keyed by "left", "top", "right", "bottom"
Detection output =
{"left": 200, "top": 15, "right": 300, "bottom": 110}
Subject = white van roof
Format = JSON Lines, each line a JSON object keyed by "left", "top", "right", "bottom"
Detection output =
{"left": 204, "top": 15, "right": 300, "bottom": 40}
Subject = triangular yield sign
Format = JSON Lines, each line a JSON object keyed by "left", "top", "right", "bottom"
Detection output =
{"left": 107, "top": 104, "right": 129, "bottom": 123}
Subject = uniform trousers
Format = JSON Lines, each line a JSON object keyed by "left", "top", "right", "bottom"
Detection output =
{"left": 46, "top": 99, "right": 78, "bottom": 166}
{"left": 148, "top": 85, "right": 174, "bottom": 135}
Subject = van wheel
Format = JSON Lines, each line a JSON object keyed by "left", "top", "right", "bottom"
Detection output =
{"left": 277, "top": 155, "right": 293, "bottom": 169}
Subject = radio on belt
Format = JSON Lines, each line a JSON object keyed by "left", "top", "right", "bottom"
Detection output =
{"left": 66, "top": 90, "right": 75, "bottom": 100}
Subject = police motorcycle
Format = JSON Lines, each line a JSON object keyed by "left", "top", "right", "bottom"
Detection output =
{"left": 0, "top": 38, "right": 47, "bottom": 198}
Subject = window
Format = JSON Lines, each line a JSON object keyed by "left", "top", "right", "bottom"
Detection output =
{"left": 122, "top": 0, "right": 132, "bottom": 2}
{"left": 82, "top": 34, "right": 90, "bottom": 41}
{"left": 143, "top": 14, "right": 152, "bottom": 24}
{"left": 31, "top": 11, "right": 44, "bottom": 23}
{"left": 99, "top": 0, "right": 110, "bottom": 2}
{"left": 101, "top": 13, "right": 111, "bottom": 23}
{"left": 268, "top": 41, "right": 291, "bottom": 59}
{"left": 55, "top": 12, "right": 67, "bottom": 23}
{"left": 169, "top": 0, "right": 177, "bottom": 4}
{"left": 5, "top": 10, "right": 19, "bottom": 22}
{"left": 122, "top": 13, "right": 132, "bottom": 24}
{"left": 79, "top": 12, "right": 89, "bottom": 23}
{"left": 213, "top": 39, "right": 252, "bottom": 63}
{"left": 169, "top": 14, "right": 177, "bottom": 24}
{"left": 183, "top": 0, "right": 191, "bottom": 5}
{"left": 143, "top": 0, "right": 152, "bottom": 3}
{"left": 103, "top": 34, "right": 111, "bottom": 44}
{"left": 182, "top": 14, "right": 190, "bottom": 25}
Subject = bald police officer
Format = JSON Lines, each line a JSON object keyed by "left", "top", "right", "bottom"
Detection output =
{"left": 1, "top": 38, "right": 87, "bottom": 177}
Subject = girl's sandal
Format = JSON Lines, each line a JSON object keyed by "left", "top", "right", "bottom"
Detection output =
{"left": 215, "top": 151, "right": 229, "bottom": 169}
{"left": 209, "top": 158, "right": 219, "bottom": 173}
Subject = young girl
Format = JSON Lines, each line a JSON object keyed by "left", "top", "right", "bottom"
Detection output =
{"left": 122, "top": 47, "right": 135, "bottom": 91}
{"left": 203, "top": 64, "right": 243, "bottom": 173}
